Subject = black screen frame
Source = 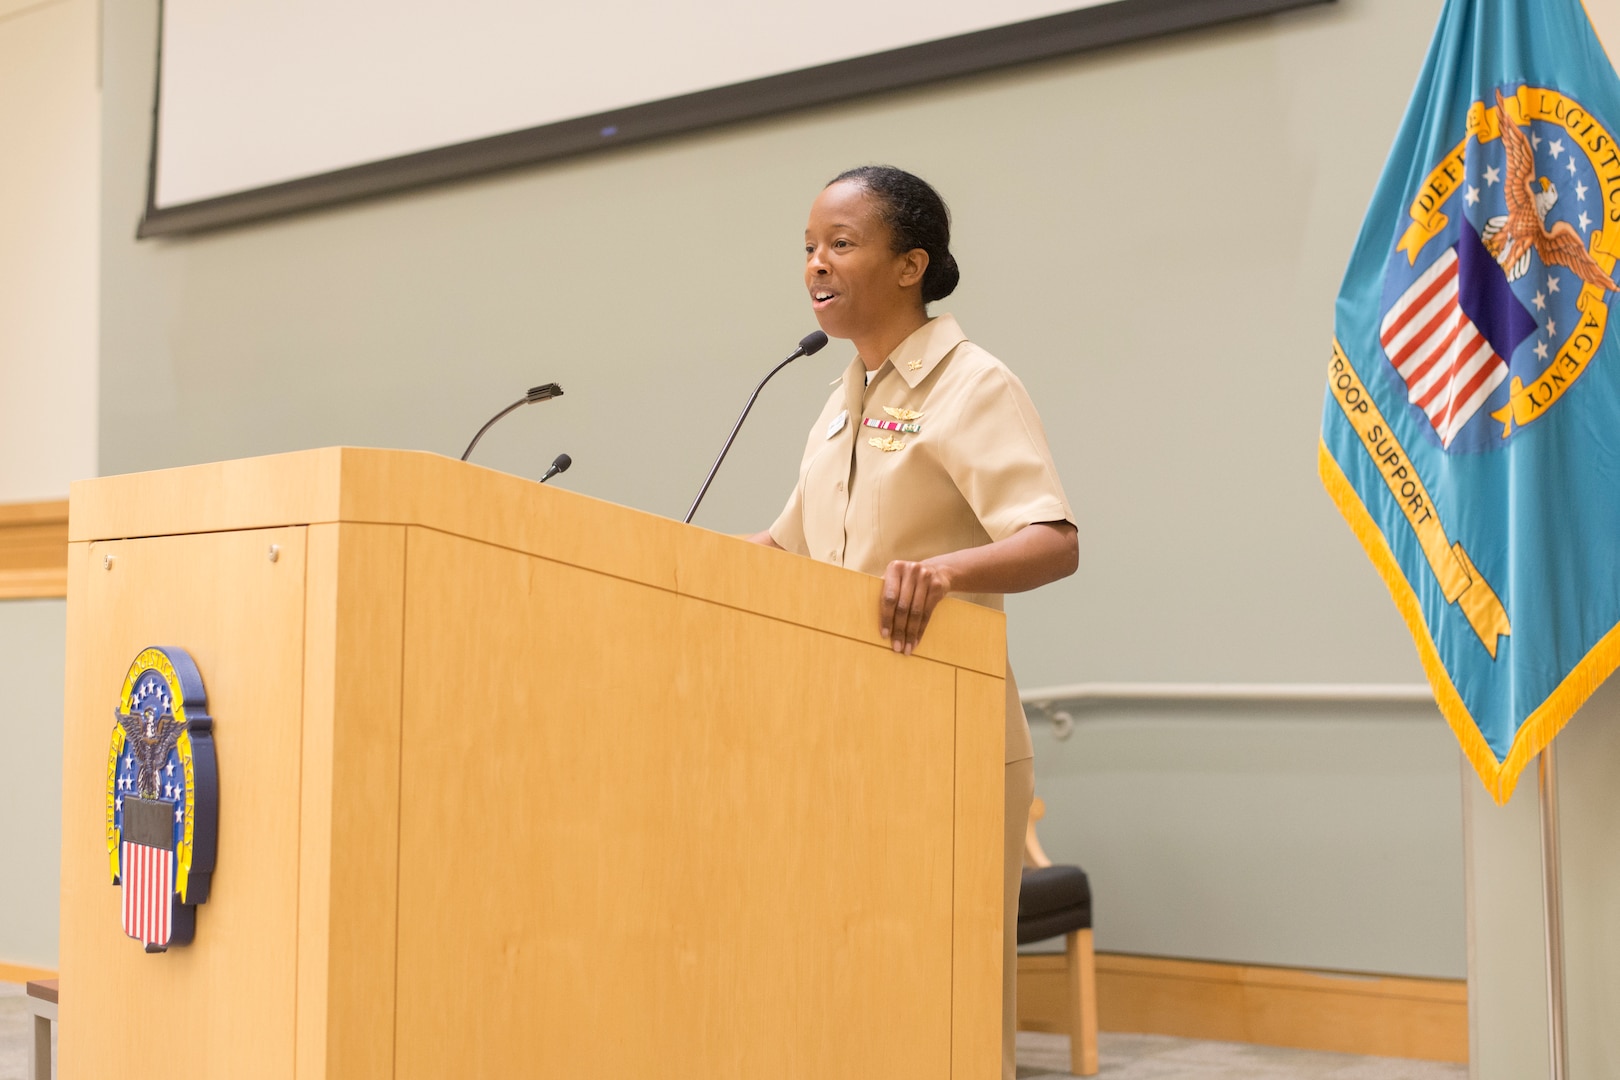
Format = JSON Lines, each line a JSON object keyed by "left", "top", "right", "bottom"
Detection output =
{"left": 137, "top": 0, "right": 1332, "bottom": 238}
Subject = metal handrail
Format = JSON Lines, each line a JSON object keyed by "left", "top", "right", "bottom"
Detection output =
{"left": 1019, "top": 681, "right": 1434, "bottom": 739}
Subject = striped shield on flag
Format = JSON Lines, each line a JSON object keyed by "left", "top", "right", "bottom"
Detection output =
{"left": 1380, "top": 220, "right": 1536, "bottom": 447}
{"left": 119, "top": 796, "right": 176, "bottom": 950}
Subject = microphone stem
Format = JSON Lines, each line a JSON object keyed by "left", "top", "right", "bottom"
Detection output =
{"left": 684, "top": 350, "right": 803, "bottom": 524}
{"left": 461, "top": 397, "right": 527, "bottom": 462}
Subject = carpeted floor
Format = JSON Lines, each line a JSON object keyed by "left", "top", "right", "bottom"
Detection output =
{"left": 0, "top": 982, "right": 1467, "bottom": 1080}
{"left": 0, "top": 982, "right": 46, "bottom": 1080}
{"left": 1017, "top": 1030, "right": 1467, "bottom": 1079}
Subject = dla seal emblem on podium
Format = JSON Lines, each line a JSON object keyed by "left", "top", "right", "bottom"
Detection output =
{"left": 105, "top": 647, "right": 219, "bottom": 952}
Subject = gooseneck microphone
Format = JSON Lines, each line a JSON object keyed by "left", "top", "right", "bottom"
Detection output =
{"left": 460, "top": 383, "right": 564, "bottom": 462}
{"left": 539, "top": 453, "right": 572, "bottom": 484}
{"left": 684, "top": 331, "right": 829, "bottom": 525}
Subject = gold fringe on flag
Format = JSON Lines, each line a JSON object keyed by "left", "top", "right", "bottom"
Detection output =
{"left": 1318, "top": 439, "right": 1620, "bottom": 804}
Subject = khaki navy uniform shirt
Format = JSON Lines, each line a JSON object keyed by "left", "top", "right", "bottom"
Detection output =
{"left": 769, "top": 315, "right": 1074, "bottom": 763}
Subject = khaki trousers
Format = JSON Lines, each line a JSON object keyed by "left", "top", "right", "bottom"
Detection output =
{"left": 1003, "top": 757, "right": 1034, "bottom": 1080}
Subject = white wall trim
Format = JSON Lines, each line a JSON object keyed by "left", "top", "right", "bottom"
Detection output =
{"left": 1022, "top": 682, "right": 1435, "bottom": 737}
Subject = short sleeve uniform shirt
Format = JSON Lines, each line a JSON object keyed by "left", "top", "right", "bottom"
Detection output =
{"left": 769, "top": 315, "right": 1074, "bottom": 763}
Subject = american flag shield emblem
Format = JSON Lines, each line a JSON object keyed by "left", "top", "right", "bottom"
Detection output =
{"left": 121, "top": 839, "right": 174, "bottom": 948}
{"left": 116, "top": 794, "right": 182, "bottom": 949}
{"left": 1379, "top": 223, "right": 1535, "bottom": 447}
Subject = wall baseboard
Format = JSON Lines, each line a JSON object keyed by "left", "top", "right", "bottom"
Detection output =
{"left": 0, "top": 961, "right": 58, "bottom": 985}
{"left": 0, "top": 499, "right": 68, "bottom": 599}
{"left": 8, "top": 948, "right": 1466, "bottom": 1060}
{"left": 1019, "top": 951, "right": 1467, "bottom": 1064}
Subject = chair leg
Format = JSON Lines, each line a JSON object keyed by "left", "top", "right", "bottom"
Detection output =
{"left": 1066, "top": 929, "right": 1098, "bottom": 1077}
{"left": 31, "top": 1012, "right": 52, "bottom": 1080}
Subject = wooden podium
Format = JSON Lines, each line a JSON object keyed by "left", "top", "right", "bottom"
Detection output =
{"left": 59, "top": 448, "right": 1007, "bottom": 1080}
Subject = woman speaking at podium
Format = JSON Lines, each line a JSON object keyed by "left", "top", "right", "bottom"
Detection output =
{"left": 747, "top": 165, "right": 1078, "bottom": 1079}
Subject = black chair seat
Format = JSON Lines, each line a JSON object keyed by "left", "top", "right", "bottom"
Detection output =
{"left": 1017, "top": 864, "right": 1092, "bottom": 945}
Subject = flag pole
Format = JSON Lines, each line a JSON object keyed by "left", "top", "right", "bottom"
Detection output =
{"left": 1538, "top": 744, "right": 1568, "bottom": 1080}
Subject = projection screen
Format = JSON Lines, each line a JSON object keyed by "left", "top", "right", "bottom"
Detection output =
{"left": 140, "top": 0, "right": 1330, "bottom": 236}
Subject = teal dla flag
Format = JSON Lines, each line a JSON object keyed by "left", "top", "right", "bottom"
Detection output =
{"left": 1321, "top": 0, "right": 1620, "bottom": 803}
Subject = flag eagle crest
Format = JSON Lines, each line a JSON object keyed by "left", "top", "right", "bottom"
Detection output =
{"left": 1481, "top": 89, "right": 1619, "bottom": 291}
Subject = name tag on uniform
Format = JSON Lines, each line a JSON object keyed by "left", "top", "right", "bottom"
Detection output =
{"left": 826, "top": 410, "right": 848, "bottom": 439}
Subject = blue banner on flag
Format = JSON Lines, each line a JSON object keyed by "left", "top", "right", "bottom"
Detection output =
{"left": 1322, "top": 0, "right": 1620, "bottom": 802}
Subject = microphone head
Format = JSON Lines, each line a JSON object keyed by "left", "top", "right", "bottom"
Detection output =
{"left": 798, "top": 331, "right": 830, "bottom": 356}
{"left": 552, "top": 453, "right": 572, "bottom": 475}
{"left": 526, "top": 382, "right": 564, "bottom": 403}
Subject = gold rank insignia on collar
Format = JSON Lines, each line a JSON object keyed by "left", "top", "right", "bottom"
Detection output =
{"left": 869, "top": 435, "right": 906, "bottom": 452}
{"left": 882, "top": 406, "right": 923, "bottom": 422}
{"left": 908, "top": 359, "right": 923, "bottom": 370}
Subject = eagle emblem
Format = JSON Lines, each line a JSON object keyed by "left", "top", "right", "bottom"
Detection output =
{"left": 115, "top": 702, "right": 183, "bottom": 799}
{"left": 1482, "top": 89, "right": 1619, "bottom": 291}
{"left": 106, "top": 647, "right": 219, "bottom": 952}
{"left": 1383, "top": 84, "right": 1620, "bottom": 448}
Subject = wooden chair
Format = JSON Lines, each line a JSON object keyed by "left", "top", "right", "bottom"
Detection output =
{"left": 1020, "top": 797, "right": 1098, "bottom": 1076}
{"left": 25, "top": 978, "right": 57, "bottom": 1080}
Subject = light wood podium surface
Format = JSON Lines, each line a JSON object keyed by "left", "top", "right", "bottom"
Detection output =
{"left": 60, "top": 447, "right": 1007, "bottom": 1080}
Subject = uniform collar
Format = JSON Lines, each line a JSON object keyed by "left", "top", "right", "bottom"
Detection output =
{"left": 834, "top": 314, "right": 968, "bottom": 391}
{"left": 885, "top": 314, "right": 967, "bottom": 388}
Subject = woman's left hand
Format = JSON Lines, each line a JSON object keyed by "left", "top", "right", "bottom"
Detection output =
{"left": 876, "top": 521, "right": 1079, "bottom": 656}
{"left": 880, "top": 559, "right": 955, "bottom": 655}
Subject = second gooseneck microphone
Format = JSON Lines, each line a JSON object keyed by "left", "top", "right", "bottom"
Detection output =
{"left": 684, "top": 331, "right": 828, "bottom": 525}
{"left": 460, "top": 382, "right": 564, "bottom": 462}
{"left": 539, "top": 453, "right": 571, "bottom": 484}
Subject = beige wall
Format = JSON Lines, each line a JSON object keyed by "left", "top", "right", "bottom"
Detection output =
{"left": 99, "top": 4, "right": 1448, "bottom": 692}
{"left": 0, "top": 0, "right": 1607, "bottom": 1046}
{"left": 0, "top": 0, "right": 99, "bottom": 972}
{"left": 78, "top": 1, "right": 1620, "bottom": 1072}
{"left": 1589, "top": 0, "right": 1620, "bottom": 54}
{"left": 0, "top": 600, "right": 66, "bottom": 970}
{"left": 1464, "top": 684, "right": 1620, "bottom": 1080}
{"left": 98, "top": 0, "right": 1475, "bottom": 984}
{"left": 1030, "top": 700, "right": 1465, "bottom": 977}
{"left": 0, "top": 0, "right": 98, "bottom": 500}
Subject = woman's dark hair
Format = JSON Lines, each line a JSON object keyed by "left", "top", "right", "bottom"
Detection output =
{"left": 830, "top": 165, "right": 960, "bottom": 304}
